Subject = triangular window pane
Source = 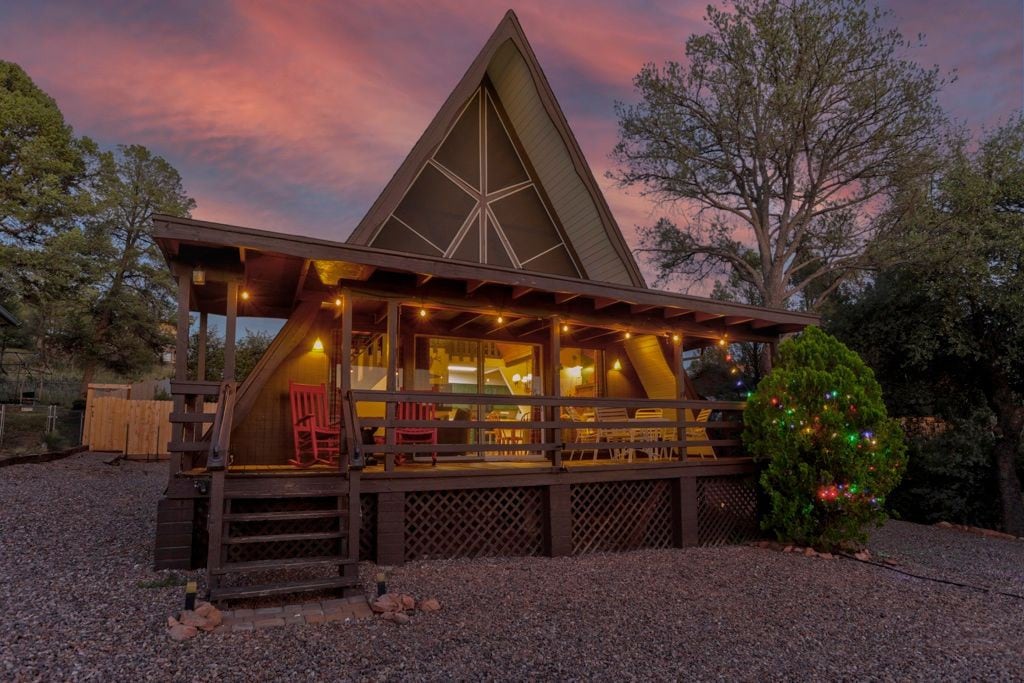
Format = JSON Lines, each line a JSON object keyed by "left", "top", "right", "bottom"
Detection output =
{"left": 450, "top": 220, "right": 481, "bottom": 262}
{"left": 485, "top": 92, "right": 529, "bottom": 192}
{"left": 490, "top": 187, "right": 562, "bottom": 262}
{"left": 392, "top": 165, "right": 475, "bottom": 250}
{"left": 486, "top": 216, "right": 514, "bottom": 268}
{"left": 434, "top": 92, "right": 480, "bottom": 189}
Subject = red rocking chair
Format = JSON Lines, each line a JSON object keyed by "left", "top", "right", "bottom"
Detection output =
{"left": 395, "top": 401, "right": 438, "bottom": 466}
{"left": 289, "top": 381, "right": 341, "bottom": 468}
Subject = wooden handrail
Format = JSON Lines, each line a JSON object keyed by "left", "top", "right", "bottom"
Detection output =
{"left": 348, "top": 389, "right": 746, "bottom": 412}
{"left": 206, "top": 381, "right": 236, "bottom": 471}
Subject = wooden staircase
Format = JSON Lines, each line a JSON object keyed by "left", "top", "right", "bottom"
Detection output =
{"left": 206, "top": 472, "right": 360, "bottom": 602}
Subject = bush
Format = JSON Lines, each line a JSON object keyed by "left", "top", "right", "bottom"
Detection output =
{"left": 743, "top": 327, "right": 907, "bottom": 550}
{"left": 888, "top": 410, "right": 1000, "bottom": 528}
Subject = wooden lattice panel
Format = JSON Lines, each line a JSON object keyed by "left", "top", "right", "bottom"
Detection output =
{"left": 697, "top": 476, "right": 759, "bottom": 546}
{"left": 570, "top": 480, "right": 673, "bottom": 555}
{"left": 360, "top": 494, "right": 377, "bottom": 561}
{"left": 404, "top": 487, "right": 544, "bottom": 561}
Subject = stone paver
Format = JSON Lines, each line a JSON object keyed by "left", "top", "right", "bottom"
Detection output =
{"left": 217, "top": 596, "right": 374, "bottom": 633}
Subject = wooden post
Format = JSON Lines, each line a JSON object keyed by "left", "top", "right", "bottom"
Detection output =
{"left": 545, "top": 483, "right": 571, "bottom": 556}
{"left": 678, "top": 475, "right": 699, "bottom": 546}
{"left": 171, "top": 270, "right": 190, "bottom": 478}
{"left": 385, "top": 299, "right": 398, "bottom": 472}
{"left": 223, "top": 282, "right": 238, "bottom": 382}
{"left": 343, "top": 470, "right": 361, "bottom": 592}
{"left": 197, "top": 311, "right": 208, "bottom": 381}
{"left": 376, "top": 491, "right": 405, "bottom": 565}
{"left": 673, "top": 335, "right": 686, "bottom": 461}
{"left": 548, "top": 317, "right": 562, "bottom": 468}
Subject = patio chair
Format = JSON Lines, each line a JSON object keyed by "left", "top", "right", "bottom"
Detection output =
{"left": 634, "top": 407, "right": 669, "bottom": 460}
{"left": 594, "top": 406, "right": 633, "bottom": 461}
{"left": 564, "top": 406, "right": 598, "bottom": 461}
{"left": 685, "top": 408, "right": 715, "bottom": 460}
{"left": 395, "top": 401, "right": 438, "bottom": 466}
{"left": 288, "top": 381, "right": 340, "bottom": 468}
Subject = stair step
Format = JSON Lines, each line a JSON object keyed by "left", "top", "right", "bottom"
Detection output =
{"left": 224, "top": 488, "right": 348, "bottom": 499}
{"left": 212, "top": 555, "right": 354, "bottom": 574}
{"left": 210, "top": 575, "right": 357, "bottom": 601}
{"left": 223, "top": 510, "right": 344, "bottom": 522}
{"left": 225, "top": 531, "right": 343, "bottom": 545}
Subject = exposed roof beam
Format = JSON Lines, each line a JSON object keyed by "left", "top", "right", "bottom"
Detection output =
{"left": 466, "top": 279, "right": 486, "bottom": 294}
{"left": 724, "top": 316, "right": 754, "bottom": 326}
{"left": 293, "top": 259, "right": 311, "bottom": 304}
{"left": 373, "top": 304, "right": 390, "bottom": 326}
{"left": 694, "top": 312, "right": 724, "bottom": 323}
{"left": 577, "top": 328, "right": 618, "bottom": 343}
{"left": 511, "top": 286, "right": 533, "bottom": 300}
{"left": 664, "top": 308, "right": 694, "bottom": 319}
{"left": 593, "top": 297, "right": 618, "bottom": 311}
{"left": 751, "top": 319, "right": 780, "bottom": 330}
{"left": 554, "top": 292, "right": 580, "bottom": 305}
{"left": 631, "top": 304, "right": 657, "bottom": 314}
{"left": 451, "top": 313, "right": 486, "bottom": 332}
{"left": 416, "top": 273, "right": 433, "bottom": 286}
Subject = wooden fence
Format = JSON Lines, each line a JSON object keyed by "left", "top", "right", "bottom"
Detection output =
{"left": 84, "top": 396, "right": 215, "bottom": 459}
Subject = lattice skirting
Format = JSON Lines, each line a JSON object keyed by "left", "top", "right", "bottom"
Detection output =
{"left": 570, "top": 480, "right": 674, "bottom": 555}
{"left": 403, "top": 487, "right": 545, "bottom": 561}
{"left": 696, "top": 475, "right": 759, "bottom": 546}
{"left": 360, "top": 493, "right": 377, "bottom": 561}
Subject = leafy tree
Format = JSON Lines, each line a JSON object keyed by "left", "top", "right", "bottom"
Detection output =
{"left": 187, "top": 326, "right": 273, "bottom": 383}
{"left": 613, "top": 0, "right": 946, "bottom": 311}
{"left": 827, "top": 116, "right": 1024, "bottom": 534}
{"left": 744, "top": 327, "right": 906, "bottom": 549}
{"left": 0, "top": 61, "right": 97, "bottom": 243}
{"left": 13, "top": 145, "right": 195, "bottom": 391}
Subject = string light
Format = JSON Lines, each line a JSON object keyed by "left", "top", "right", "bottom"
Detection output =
{"left": 672, "top": 333, "right": 680, "bottom": 342}
{"left": 497, "top": 314, "right": 504, "bottom": 324}
{"left": 240, "top": 290, "right": 250, "bottom": 301}
{"left": 562, "top": 323, "right": 570, "bottom": 333}
{"left": 334, "top": 297, "right": 342, "bottom": 307}
{"left": 419, "top": 308, "right": 427, "bottom": 318}
{"left": 624, "top": 331, "right": 631, "bottom": 340}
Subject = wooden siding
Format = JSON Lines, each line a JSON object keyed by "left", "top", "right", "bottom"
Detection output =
{"left": 230, "top": 315, "right": 333, "bottom": 466}
{"left": 487, "top": 41, "right": 635, "bottom": 287}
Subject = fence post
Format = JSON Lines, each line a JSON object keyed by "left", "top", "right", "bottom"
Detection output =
{"left": 0, "top": 402, "right": 5, "bottom": 447}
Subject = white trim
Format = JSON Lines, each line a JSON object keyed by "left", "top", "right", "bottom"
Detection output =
{"left": 431, "top": 89, "right": 482, "bottom": 192}
{"left": 444, "top": 206, "right": 481, "bottom": 259}
{"left": 519, "top": 241, "right": 568, "bottom": 266}
{"left": 485, "top": 205, "right": 523, "bottom": 268}
{"left": 427, "top": 159, "right": 479, "bottom": 201}
{"left": 486, "top": 180, "right": 533, "bottom": 203}
{"left": 484, "top": 89, "right": 532, "bottom": 194}
{"left": 390, "top": 214, "right": 445, "bottom": 255}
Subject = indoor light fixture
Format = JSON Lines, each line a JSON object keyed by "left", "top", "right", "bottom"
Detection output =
{"left": 612, "top": 358, "right": 622, "bottom": 371}
{"left": 191, "top": 267, "right": 206, "bottom": 286}
{"left": 312, "top": 337, "right": 324, "bottom": 352}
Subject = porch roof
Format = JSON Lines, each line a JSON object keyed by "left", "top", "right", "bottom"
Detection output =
{"left": 152, "top": 214, "right": 817, "bottom": 342}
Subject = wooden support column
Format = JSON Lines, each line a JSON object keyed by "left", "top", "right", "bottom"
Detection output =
{"left": 376, "top": 491, "right": 405, "bottom": 565}
{"left": 545, "top": 483, "right": 572, "bottom": 557}
{"left": 678, "top": 475, "right": 699, "bottom": 547}
{"left": 223, "top": 282, "right": 238, "bottom": 382}
{"left": 673, "top": 335, "right": 686, "bottom": 460}
{"left": 385, "top": 299, "right": 398, "bottom": 472}
{"left": 548, "top": 317, "right": 562, "bottom": 468}
{"left": 196, "top": 312, "right": 208, "bottom": 381}
{"left": 342, "top": 470, "right": 361, "bottom": 592}
{"left": 171, "top": 270, "right": 191, "bottom": 477}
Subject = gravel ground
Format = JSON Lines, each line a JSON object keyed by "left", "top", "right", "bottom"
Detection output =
{"left": 2, "top": 452, "right": 1023, "bottom": 682}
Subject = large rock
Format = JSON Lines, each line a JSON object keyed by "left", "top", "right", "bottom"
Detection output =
{"left": 418, "top": 598, "right": 441, "bottom": 613}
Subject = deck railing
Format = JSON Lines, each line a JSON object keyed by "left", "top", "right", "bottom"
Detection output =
{"left": 347, "top": 390, "right": 747, "bottom": 471}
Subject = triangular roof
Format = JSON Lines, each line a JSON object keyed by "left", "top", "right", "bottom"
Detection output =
{"left": 346, "top": 10, "right": 646, "bottom": 288}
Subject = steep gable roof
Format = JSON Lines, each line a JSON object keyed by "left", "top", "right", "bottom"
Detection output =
{"left": 346, "top": 10, "right": 646, "bottom": 288}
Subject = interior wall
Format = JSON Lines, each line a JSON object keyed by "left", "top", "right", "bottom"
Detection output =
{"left": 231, "top": 313, "right": 333, "bottom": 466}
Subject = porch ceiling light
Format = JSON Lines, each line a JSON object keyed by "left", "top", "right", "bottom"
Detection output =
{"left": 612, "top": 358, "right": 622, "bottom": 371}
{"left": 624, "top": 332, "right": 631, "bottom": 340}
{"left": 191, "top": 267, "right": 206, "bottom": 286}
{"left": 561, "top": 323, "right": 569, "bottom": 333}
{"left": 240, "top": 290, "right": 251, "bottom": 301}
{"left": 672, "top": 333, "right": 680, "bottom": 342}
{"left": 419, "top": 308, "right": 428, "bottom": 318}
{"left": 312, "top": 337, "right": 325, "bottom": 352}
{"left": 497, "top": 315, "right": 504, "bottom": 324}
{"left": 334, "top": 297, "right": 342, "bottom": 307}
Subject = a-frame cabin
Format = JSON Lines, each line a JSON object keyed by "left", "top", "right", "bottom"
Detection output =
{"left": 152, "top": 11, "right": 817, "bottom": 602}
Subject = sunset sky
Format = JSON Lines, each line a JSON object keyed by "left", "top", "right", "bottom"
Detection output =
{"left": 2, "top": 0, "right": 1022, "bottom": 290}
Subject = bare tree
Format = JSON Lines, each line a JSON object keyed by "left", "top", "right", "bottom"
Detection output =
{"left": 613, "top": 0, "right": 947, "bottom": 311}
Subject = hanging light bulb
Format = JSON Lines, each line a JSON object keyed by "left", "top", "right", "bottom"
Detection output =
{"left": 624, "top": 331, "right": 631, "bottom": 340}
{"left": 240, "top": 290, "right": 250, "bottom": 301}
{"left": 497, "top": 314, "right": 504, "bottom": 324}
{"left": 562, "top": 323, "right": 569, "bottom": 333}
{"left": 672, "top": 333, "right": 680, "bottom": 342}
{"left": 334, "top": 297, "right": 342, "bottom": 307}
{"left": 717, "top": 337, "right": 727, "bottom": 347}
{"left": 419, "top": 308, "right": 427, "bottom": 318}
